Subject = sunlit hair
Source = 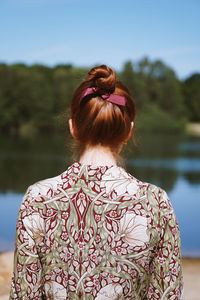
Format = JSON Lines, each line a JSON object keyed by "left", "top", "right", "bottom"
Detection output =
{"left": 70, "top": 65, "right": 136, "bottom": 155}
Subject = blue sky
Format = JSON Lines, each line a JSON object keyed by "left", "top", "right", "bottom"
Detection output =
{"left": 1, "top": 0, "right": 199, "bottom": 79}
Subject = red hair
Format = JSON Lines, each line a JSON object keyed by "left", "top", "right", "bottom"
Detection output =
{"left": 70, "top": 65, "right": 136, "bottom": 154}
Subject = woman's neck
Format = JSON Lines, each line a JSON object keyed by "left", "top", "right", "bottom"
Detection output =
{"left": 79, "top": 145, "right": 117, "bottom": 167}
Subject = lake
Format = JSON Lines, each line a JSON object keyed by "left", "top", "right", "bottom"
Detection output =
{"left": 0, "top": 133, "right": 200, "bottom": 256}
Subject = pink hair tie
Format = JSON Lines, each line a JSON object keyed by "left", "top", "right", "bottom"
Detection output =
{"left": 79, "top": 87, "right": 126, "bottom": 106}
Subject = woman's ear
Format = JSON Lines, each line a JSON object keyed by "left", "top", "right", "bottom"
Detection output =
{"left": 122, "top": 121, "right": 134, "bottom": 145}
{"left": 128, "top": 122, "right": 134, "bottom": 139}
{"left": 69, "top": 119, "right": 76, "bottom": 139}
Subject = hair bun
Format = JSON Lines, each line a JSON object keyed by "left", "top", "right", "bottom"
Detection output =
{"left": 87, "top": 65, "right": 116, "bottom": 92}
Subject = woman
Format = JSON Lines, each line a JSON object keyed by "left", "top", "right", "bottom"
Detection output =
{"left": 10, "top": 65, "right": 184, "bottom": 299}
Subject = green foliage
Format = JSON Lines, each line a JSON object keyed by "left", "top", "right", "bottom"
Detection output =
{"left": 182, "top": 73, "right": 200, "bottom": 122}
{"left": 136, "top": 103, "right": 186, "bottom": 133}
{"left": 0, "top": 59, "right": 195, "bottom": 136}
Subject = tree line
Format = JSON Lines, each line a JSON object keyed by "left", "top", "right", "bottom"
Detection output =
{"left": 0, "top": 57, "right": 199, "bottom": 137}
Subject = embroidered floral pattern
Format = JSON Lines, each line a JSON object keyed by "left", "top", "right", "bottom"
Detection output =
{"left": 119, "top": 212, "right": 149, "bottom": 247}
{"left": 10, "top": 162, "right": 184, "bottom": 299}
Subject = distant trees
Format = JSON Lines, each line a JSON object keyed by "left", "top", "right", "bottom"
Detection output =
{"left": 0, "top": 63, "right": 55, "bottom": 135}
{"left": 182, "top": 73, "right": 200, "bottom": 122}
{"left": 120, "top": 58, "right": 187, "bottom": 132}
{"left": 0, "top": 63, "right": 88, "bottom": 136}
{"left": 0, "top": 59, "right": 199, "bottom": 137}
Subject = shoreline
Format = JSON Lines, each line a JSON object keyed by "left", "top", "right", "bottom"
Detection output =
{"left": 1, "top": 252, "right": 200, "bottom": 299}
{"left": 186, "top": 122, "right": 200, "bottom": 136}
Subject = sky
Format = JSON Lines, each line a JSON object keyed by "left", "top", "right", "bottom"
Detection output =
{"left": 0, "top": 0, "right": 200, "bottom": 79}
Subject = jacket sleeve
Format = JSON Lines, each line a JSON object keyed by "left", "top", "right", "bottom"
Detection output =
{"left": 148, "top": 190, "right": 184, "bottom": 299}
{"left": 10, "top": 189, "right": 43, "bottom": 299}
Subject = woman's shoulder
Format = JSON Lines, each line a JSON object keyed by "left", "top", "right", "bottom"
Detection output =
{"left": 125, "top": 171, "right": 174, "bottom": 215}
{"left": 101, "top": 165, "right": 173, "bottom": 214}
{"left": 22, "top": 172, "right": 65, "bottom": 205}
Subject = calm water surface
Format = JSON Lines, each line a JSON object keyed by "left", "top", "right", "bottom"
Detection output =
{"left": 0, "top": 133, "right": 200, "bottom": 256}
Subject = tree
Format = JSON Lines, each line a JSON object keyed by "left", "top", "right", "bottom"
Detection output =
{"left": 182, "top": 73, "right": 200, "bottom": 122}
{"left": 120, "top": 61, "right": 148, "bottom": 110}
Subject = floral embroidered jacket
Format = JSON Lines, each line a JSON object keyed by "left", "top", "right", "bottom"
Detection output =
{"left": 10, "top": 162, "right": 184, "bottom": 299}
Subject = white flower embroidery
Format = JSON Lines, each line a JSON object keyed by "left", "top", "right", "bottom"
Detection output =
{"left": 119, "top": 212, "right": 149, "bottom": 247}
{"left": 22, "top": 229, "right": 35, "bottom": 248}
{"left": 101, "top": 166, "right": 138, "bottom": 196}
{"left": 30, "top": 175, "right": 62, "bottom": 197}
{"left": 95, "top": 283, "right": 123, "bottom": 299}
{"left": 44, "top": 281, "right": 66, "bottom": 299}
{"left": 23, "top": 213, "right": 45, "bottom": 244}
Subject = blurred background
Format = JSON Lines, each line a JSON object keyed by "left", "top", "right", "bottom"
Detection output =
{"left": 0, "top": 0, "right": 200, "bottom": 262}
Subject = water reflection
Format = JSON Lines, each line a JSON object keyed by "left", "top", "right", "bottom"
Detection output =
{"left": 128, "top": 166, "right": 178, "bottom": 192}
{"left": 0, "top": 133, "right": 199, "bottom": 193}
{"left": 0, "top": 134, "right": 69, "bottom": 192}
{"left": 0, "top": 133, "right": 200, "bottom": 255}
{"left": 183, "top": 172, "right": 200, "bottom": 184}
{"left": 0, "top": 154, "right": 68, "bottom": 192}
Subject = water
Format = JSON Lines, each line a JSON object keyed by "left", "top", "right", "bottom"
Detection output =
{"left": 0, "top": 133, "right": 200, "bottom": 256}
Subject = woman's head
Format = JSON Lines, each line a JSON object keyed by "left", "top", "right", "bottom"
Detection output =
{"left": 69, "top": 65, "right": 136, "bottom": 155}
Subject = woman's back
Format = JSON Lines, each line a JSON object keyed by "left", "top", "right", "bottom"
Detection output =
{"left": 10, "top": 162, "right": 183, "bottom": 299}
{"left": 10, "top": 64, "right": 184, "bottom": 299}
